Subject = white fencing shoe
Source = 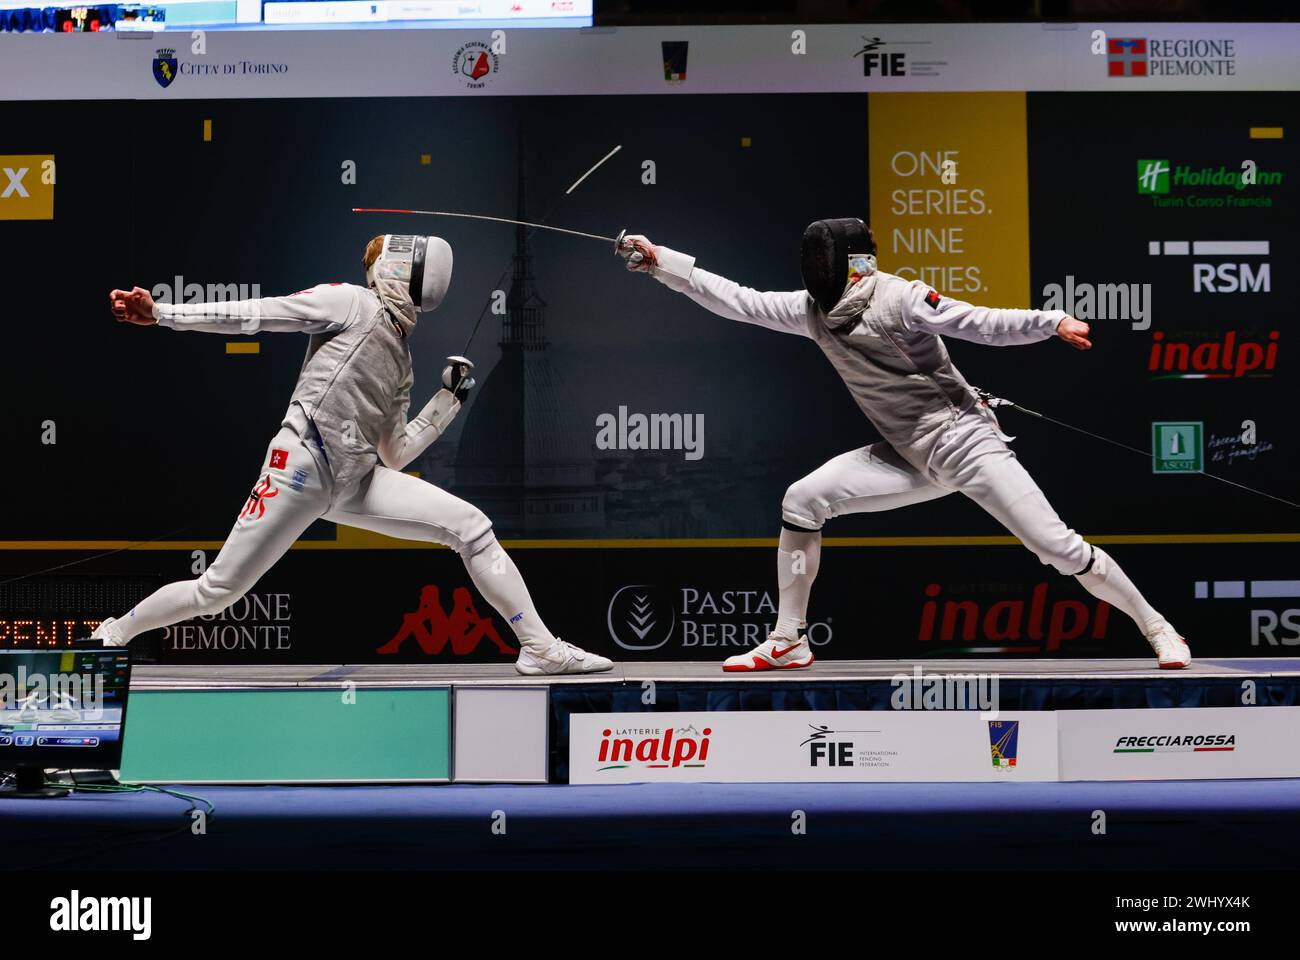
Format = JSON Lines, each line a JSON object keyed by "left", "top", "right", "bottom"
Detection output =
{"left": 515, "top": 638, "right": 614, "bottom": 676}
{"left": 723, "top": 633, "right": 815, "bottom": 672}
{"left": 1146, "top": 622, "right": 1191, "bottom": 669}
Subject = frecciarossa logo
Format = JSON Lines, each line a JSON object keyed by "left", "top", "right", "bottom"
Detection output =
{"left": 1113, "top": 734, "right": 1236, "bottom": 753}
{"left": 596, "top": 725, "right": 712, "bottom": 771}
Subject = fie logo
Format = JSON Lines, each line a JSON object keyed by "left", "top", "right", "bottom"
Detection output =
{"left": 0, "top": 155, "right": 55, "bottom": 220}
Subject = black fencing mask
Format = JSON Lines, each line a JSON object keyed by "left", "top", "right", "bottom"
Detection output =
{"left": 799, "top": 218, "right": 877, "bottom": 313}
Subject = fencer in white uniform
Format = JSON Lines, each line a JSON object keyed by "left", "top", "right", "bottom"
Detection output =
{"left": 97, "top": 234, "right": 612, "bottom": 675}
{"left": 619, "top": 219, "right": 1190, "bottom": 671}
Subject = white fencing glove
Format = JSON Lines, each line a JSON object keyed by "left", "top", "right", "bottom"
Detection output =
{"left": 442, "top": 355, "right": 476, "bottom": 403}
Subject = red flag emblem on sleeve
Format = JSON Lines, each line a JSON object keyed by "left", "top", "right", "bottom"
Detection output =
{"left": 269, "top": 449, "right": 288, "bottom": 470}
{"left": 925, "top": 290, "right": 943, "bottom": 310}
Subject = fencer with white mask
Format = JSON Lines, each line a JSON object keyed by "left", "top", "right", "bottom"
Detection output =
{"left": 94, "top": 234, "right": 611, "bottom": 675}
{"left": 618, "top": 220, "right": 1190, "bottom": 672}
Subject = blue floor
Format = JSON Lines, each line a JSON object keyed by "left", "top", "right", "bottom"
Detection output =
{"left": 6, "top": 778, "right": 1300, "bottom": 870}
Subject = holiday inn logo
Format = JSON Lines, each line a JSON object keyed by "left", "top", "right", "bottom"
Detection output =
{"left": 1136, "top": 159, "right": 1283, "bottom": 208}
{"left": 1152, "top": 421, "right": 1203, "bottom": 474}
{"left": 1137, "top": 159, "right": 1170, "bottom": 194}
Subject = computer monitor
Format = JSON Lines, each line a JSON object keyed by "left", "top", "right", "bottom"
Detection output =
{"left": 0, "top": 648, "right": 133, "bottom": 798}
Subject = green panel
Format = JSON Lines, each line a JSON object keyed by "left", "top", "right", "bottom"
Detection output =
{"left": 120, "top": 687, "right": 450, "bottom": 782}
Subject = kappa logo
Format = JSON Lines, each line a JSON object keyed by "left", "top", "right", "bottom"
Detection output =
{"left": 240, "top": 475, "right": 277, "bottom": 520}
{"left": 606, "top": 584, "right": 676, "bottom": 651}
{"left": 379, "top": 585, "right": 517, "bottom": 657}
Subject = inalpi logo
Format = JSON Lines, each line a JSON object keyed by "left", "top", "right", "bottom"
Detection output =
{"left": 596, "top": 725, "right": 712, "bottom": 771}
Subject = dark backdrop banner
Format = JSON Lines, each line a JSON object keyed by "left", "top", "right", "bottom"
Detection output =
{"left": 1, "top": 90, "right": 1294, "bottom": 660}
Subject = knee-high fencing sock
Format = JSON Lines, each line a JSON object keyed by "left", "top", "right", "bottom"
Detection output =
{"left": 463, "top": 535, "right": 556, "bottom": 654}
{"left": 774, "top": 525, "right": 822, "bottom": 640}
{"left": 1075, "top": 546, "right": 1165, "bottom": 634}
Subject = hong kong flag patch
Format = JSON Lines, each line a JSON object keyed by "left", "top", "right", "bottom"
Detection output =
{"left": 925, "top": 289, "right": 943, "bottom": 310}
{"left": 269, "top": 448, "right": 288, "bottom": 470}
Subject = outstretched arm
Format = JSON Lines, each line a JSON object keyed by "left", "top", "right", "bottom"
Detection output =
{"left": 619, "top": 235, "right": 812, "bottom": 338}
{"left": 377, "top": 358, "right": 475, "bottom": 472}
{"left": 108, "top": 284, "right": 353, "bottom": 335}
{"left": 901, "top": 281, "right": 1089, "bottom": 349}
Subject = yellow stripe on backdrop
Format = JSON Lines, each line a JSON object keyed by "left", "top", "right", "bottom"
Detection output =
{"left": 868, "top": 92, "right": 1031, "bottom": 308}
{"left": 0, "top": 534, "right": 1298, "bottom": 552}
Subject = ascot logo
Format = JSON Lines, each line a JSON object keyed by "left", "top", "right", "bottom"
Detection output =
{"left": 1152, "top": 422, "right": 1203, "bottom": 474}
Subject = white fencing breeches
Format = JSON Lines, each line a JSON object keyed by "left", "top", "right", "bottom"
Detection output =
{"left": 109, "top": 426, "right": 542, "bottom": 645}
{"left": 780, "top": 407, "right": 1092, "bottom": 576}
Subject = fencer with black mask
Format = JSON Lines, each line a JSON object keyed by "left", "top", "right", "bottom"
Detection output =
{"left": 619, "top": 220, "right": 1189, "bottom": 671}
{"left": 97, "top": 235, "right": 612, "bottom": 675}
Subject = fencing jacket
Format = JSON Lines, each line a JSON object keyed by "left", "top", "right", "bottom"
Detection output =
{"left": 648, "top": 246, "right": 1067, "bottom": 476}
{"left": 154, "top": 283, "right": 459, "bottom": 489}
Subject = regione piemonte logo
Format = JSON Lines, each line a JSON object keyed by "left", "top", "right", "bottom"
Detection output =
{"left": 1106, "top": 36, "right": 1237, "bottom": 77}
{"left": 606, "top": 584, "right": 676, "bottom": 651}
{"left": 1107, "top": 38, "right": 1148, "bottom": 76}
